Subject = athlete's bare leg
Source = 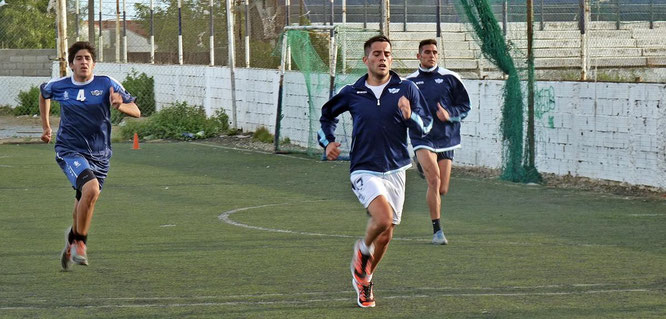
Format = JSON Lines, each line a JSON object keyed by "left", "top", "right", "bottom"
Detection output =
{"left": 416, "top": 149, "right": 441, "bottom": 220}
{"left": 75, "top": 179, "right": 100, "bottom": 235}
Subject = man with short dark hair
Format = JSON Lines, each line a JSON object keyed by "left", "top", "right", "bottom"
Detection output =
{"left": 39, "top": 41, "right": 141, "bottom": 270}
{"left": 319, "top": 35, "right": 432, "bottom": 308}
{"left": 406, "top": 39, "right": 471, "bottom": 245}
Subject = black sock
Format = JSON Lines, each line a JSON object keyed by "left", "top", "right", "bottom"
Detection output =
{"left": 432, "top": 219, "right": 441, "bottom": 234}
{"left": 73, "top": 232, "right": 88, "bottom": 244}
{"left": 68, "top": 228, "right": 75, "bottom": 244}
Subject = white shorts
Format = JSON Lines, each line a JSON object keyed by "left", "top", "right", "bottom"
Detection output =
{"left": 350, "top": 171, "right": 406, "bottom": 225}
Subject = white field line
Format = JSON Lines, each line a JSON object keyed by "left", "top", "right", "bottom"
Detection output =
{"left": 218, "top": 203, "right": 357, "bottom": 240}
{"left": 218, "top": 203, "right": 619, "bottom": 247}
{"left": 1, "top": 288, "right": 654, "bottom": 310}
{"left": 629, "top": 214, "right": 662, "bottom": 217}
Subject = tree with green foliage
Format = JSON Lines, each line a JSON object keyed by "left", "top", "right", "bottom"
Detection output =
{"left": 134, "top": 0, "right": 229, "bottom": 54}
{"left": 0, "top": 0, "right": 56, "bottom": 48}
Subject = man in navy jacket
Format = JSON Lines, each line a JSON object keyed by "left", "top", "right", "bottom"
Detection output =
{"left": 406, "top": 39, "right": 471, "bottom": 245}
{"left": 319, "top": 35, "right": 432, "bottom": 308}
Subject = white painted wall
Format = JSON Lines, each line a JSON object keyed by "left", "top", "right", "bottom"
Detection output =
{"left": 3, "top": 62, "right": 663, "bottom": 189}
{"left": 458, "top": 80, "right": 666, "bottom": 189}
{"left": 0, "top": 76, "right": 50, "bottom": 106}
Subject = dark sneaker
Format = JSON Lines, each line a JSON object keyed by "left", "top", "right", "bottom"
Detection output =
{"left": 353, "top": 278, "right": 376, "bottom": 308}
{"left": 350, "top": 240, "right": 372, "bottom": 285}
{"left": 60, "top": 227, "right": 72, "bottom": 270}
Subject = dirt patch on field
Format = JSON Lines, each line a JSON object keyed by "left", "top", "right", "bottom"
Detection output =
{"left": 450, "top": 166, "right": 665, "bottom": 200}
{"left": 0, "top": 115, "right": 59, "bottom": 144}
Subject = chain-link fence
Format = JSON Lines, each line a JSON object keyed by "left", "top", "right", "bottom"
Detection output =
{"left": 1, "top": 1, "right": 664, "bottom": 72}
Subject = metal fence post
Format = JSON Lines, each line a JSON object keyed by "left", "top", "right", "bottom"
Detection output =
{"left": 540, "top": 0, "right": 544, "bottom": 30}
{"left": 615, "top": 0, "right": 620, "bottom": 30}
{"left": 503, "top": 0, "right": 508, "bottom": 36}
{"left": 404, "top": 0, "right": 407, "bottom": 32}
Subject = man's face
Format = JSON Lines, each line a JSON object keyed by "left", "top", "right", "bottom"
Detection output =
{"left": 363, "top": 41, "right": 393, "bottom": 79}
{"left": 417, "top": 44, "right": 438, "bottom": 69}
{"left": 69, "top": 49, "right": 95, "bottom": 81}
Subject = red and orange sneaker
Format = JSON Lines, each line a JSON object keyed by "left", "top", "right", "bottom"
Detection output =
{"left": 71, "top": 240, "right": 88, "bottom": 266}
{"left": 350, "top": 240, "right": 373, "bottom": 285}
{"left": 353, "top": 278, "right": 376, "bottom": 308}
{"left": 60, "top": 227, "right": 72, "bottom": 270}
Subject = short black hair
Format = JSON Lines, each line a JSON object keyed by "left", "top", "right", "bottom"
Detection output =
{"left": 68, "top": 41, "right": 96, "bottom": 64}
{"left": 364, "top": 35, "right": 392, "bottom": 57}
{"left": 418, "top": 39, "right": 438, "bottom": 53}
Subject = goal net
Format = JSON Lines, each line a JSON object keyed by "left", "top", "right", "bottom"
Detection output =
{"left": 273, "top": 25, "right": 380, "bottom": 159}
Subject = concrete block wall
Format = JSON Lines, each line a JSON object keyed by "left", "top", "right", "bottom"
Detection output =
{"left": 527, "top": 81, "right": 666, "bottom": 188}
{"left": 453, "top": 80, "right": 666, "bottom": 189}
{"left": 7, "top": 62, "right": 662, "bottom": 189}
{"left": 0, "top": 49, "right": 55, "bottom": 77}
{"left": 92, "top": 63, "right": 280, "bottom": 134}
{"left": 278, "top": 72, "right": 665, "bottom": 189}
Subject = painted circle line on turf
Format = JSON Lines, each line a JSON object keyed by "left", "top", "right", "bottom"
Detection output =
{"left": 218, "top": 202, "right": 624, "bottom": 247}
{"left": 218, "top": 202, "right": 357, "bottom": 240}
{"left": 219, "top": 202, "right": 433, "bottom": 241}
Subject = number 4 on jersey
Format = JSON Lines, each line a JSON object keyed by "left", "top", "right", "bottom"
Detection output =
{"left": 76, "top": 89, "right": 86, "bottom": 101}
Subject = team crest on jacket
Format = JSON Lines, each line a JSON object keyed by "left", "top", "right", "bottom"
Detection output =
{"left": 388, "top": 88, "right": 400, "bottom": 94}
{"left": 63, "top": 91, "right": 69, "bottom": 100}
{"left": 91, "top": 90, "right": 103, "bottom": 96}
{"left": 435, "top": 78, "right": 444, "bottom": 84}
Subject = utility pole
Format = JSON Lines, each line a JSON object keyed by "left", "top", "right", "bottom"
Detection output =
{"left": 526, "top": 0, "right": 536, "bottom": 169}
{"left": 57, "top": 0, "right": 68, "bottom": 77}
{"left": 88, "top": 0, "right": 95, "bottom": 43}
{"left": 380, "top": 0, "right": 390, "bottom": 37}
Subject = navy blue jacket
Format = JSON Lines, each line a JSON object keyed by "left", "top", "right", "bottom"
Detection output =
{"left": 406, "top": 66, "right": 471, "bottom": 152}
{"left": 319, "top": 71, "right": 432, "bottom": 174}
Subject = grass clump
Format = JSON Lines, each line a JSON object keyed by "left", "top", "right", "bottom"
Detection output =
{"left": 119, "top": 101, "right": 229, "bottom": 141}
{"left": 13, "top": 86, "right": 60, "bottom": 116}
{"left": 252, "top": 126, "right": 274, "bottom": 143}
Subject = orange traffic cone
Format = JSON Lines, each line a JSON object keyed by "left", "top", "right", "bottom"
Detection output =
{"left": 132, "top": 132, "right": 140, "bottom": 150}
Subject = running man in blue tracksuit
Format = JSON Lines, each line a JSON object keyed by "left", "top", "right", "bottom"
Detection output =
{"left": 39, "top": 41, "right": 141, "bottom": 270}
{"left": 318, "top": 35, "right": 432, "bottom": 308}
{"left": 406, "top": 39, "right": 471, "bottom": 245}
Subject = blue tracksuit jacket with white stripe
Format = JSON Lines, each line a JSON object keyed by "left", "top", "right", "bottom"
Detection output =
{"left": 319, "top": 71, "right": 433, "bottom": 174}
{"left": 406, "top": 65, "right": 471, "bottom": 152}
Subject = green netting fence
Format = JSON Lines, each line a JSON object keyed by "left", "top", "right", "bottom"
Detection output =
{"left": 456, "top": 0, "right": 541, "bottom": 183}
{"left": 275, "top": 1, "right": 543, "bottom": 183}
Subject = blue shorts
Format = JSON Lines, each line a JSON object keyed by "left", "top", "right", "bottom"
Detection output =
{"left": 56, "top": 151, "right": 109, "bottom": 190}
{"left": 436, "top": 150, "right": 454, "bottom": 162}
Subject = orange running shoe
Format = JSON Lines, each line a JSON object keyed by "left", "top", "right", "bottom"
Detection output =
{"left": 71, "top": 240, "right": 88, "bottom": 266}
{"left": 60, "top": 227, "right": 72, "bottom": 270}
{"left": 350, "top": 239, "right": 373, "bottom": 285}
{"left": 353, "top": 278, "right": 375, "bottom": 308}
